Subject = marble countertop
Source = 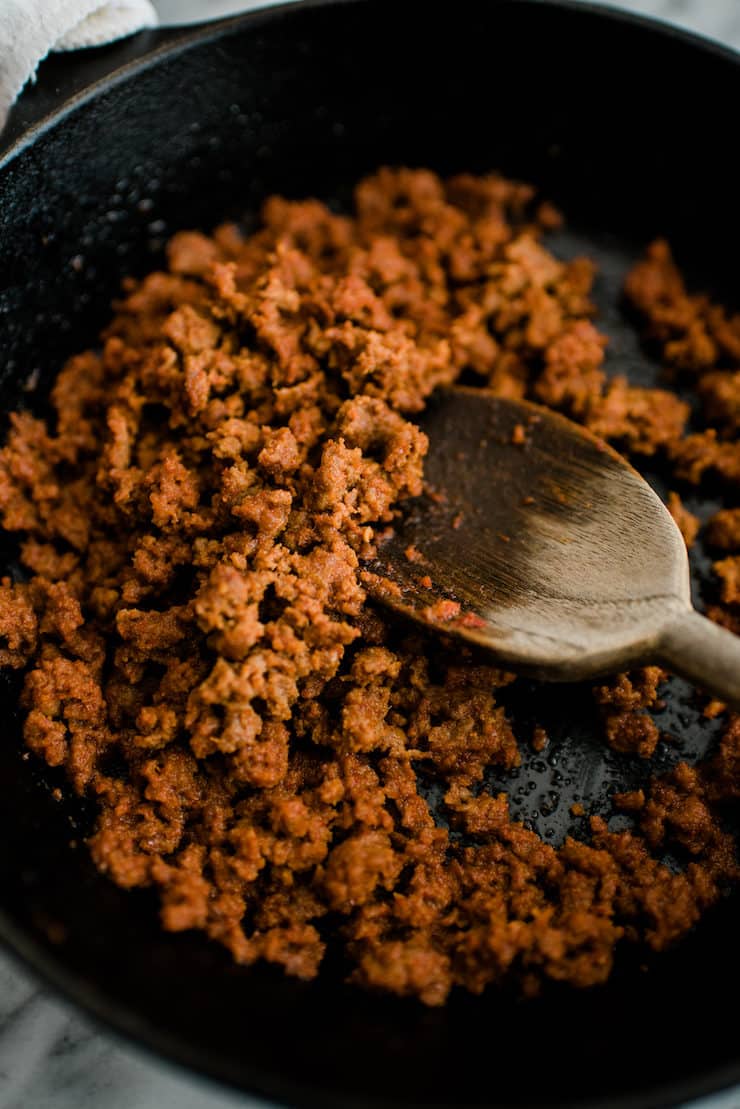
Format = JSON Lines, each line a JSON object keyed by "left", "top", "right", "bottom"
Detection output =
{"left": 2, "top": 1, "right": 740, "bottom": 1107}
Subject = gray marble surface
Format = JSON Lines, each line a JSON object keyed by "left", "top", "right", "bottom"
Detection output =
{"left": 2, "top": 1, "right": 740, "bottom": 1107}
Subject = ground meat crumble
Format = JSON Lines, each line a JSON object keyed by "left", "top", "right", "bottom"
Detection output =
{"left": 1, "top": 168, "right": 739, "bottom": 1005}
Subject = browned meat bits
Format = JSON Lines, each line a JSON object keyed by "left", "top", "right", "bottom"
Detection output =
{"left": 1, "top": 168, "right": 739, "bottom": 1006}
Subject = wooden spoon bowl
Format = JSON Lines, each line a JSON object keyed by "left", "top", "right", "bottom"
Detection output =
{"left": 366, "top": 386, "right": 740, "bottom": 706}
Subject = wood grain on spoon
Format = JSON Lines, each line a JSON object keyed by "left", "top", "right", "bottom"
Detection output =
{"left": 364, "top": 386, "right": 740, "bottom": 707}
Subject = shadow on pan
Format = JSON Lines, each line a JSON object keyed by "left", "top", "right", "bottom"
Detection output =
{"left": 1, "top": 2, "right": 740, "bottom": 1106}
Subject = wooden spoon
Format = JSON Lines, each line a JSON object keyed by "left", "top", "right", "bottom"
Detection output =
{"left": 364, "top": 386, "right": 740, "bottom": 707}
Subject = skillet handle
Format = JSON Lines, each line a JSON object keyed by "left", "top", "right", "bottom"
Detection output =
{"left": 0, "top": 22, "right": 211, "bottom": 155}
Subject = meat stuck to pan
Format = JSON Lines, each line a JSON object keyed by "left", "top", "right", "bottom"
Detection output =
{"left": 1, "top": 3, "right": 740, "bottom": 1108}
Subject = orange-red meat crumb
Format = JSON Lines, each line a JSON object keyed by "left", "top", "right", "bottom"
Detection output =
{"left": 1, "top": 169, "right": 739, "bottom": 1006}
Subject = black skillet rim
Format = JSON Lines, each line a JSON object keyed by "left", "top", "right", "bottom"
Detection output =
{"left": 1, "top": 1, "right": 740, "bottom": 1106}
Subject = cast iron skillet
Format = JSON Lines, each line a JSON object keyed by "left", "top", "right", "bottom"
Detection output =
{"left": 1, "top": 2, "right": 740, "bottom": 1106}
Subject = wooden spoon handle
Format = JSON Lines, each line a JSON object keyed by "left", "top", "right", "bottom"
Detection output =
{"left": 657, "top": 610, "right": 740, "bottom": 709}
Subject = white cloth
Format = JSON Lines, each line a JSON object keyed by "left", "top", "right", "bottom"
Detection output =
{"left": 0, "top": 0, "right": 159, "bottom": 128}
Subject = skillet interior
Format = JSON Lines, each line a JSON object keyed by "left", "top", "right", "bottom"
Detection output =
{"left": 1, "top": 2, "right": 740, "bottom": 1106}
